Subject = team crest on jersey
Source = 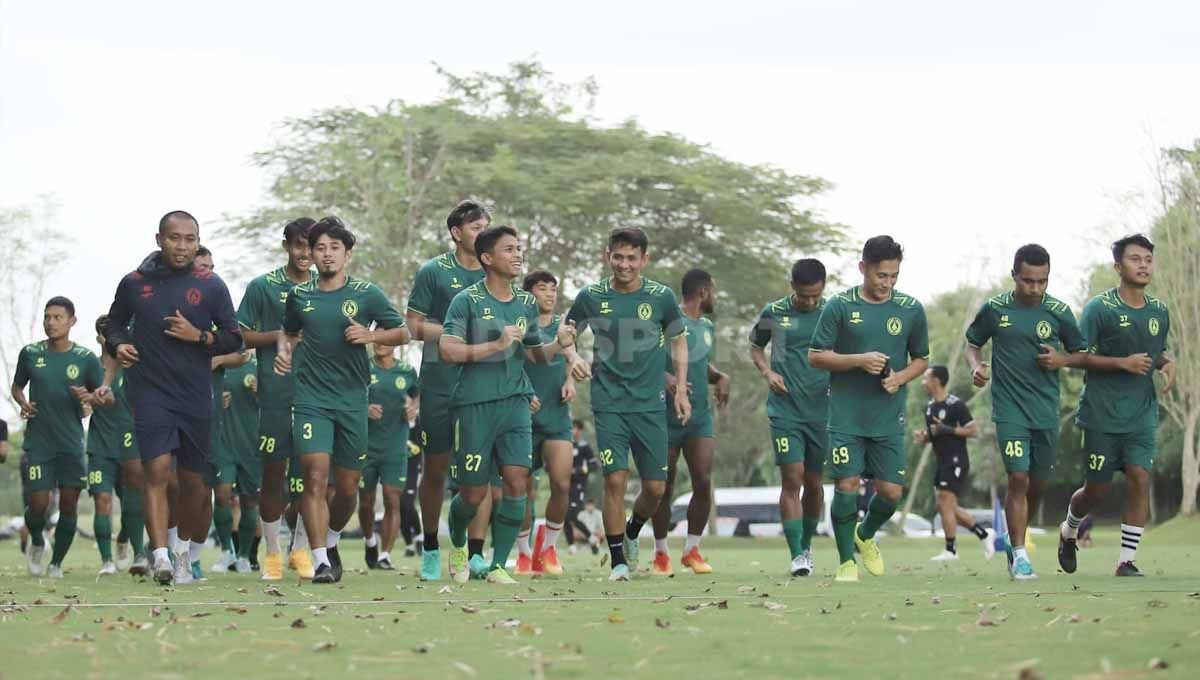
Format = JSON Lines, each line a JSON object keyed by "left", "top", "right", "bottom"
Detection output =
{"left": 637, "top": 303, "right": 653, "bottom": 320}
{"left": 482, "top": 307, "right": 495, "bottom": 320}
{"left": 395, "top": 376, "right": 407, "bottom": 390}
{"left": 600, "top": 301, "right": 612, "bottom": 315}
{"left": 186, "top": 288, "right": 203, "bottom": 306}
{"left": 886, "top": 317, "right": 902, "bottom": 336}
{"left": 516, "top": 317, "right": 528, "bottom": 332}
{"left": 999, "top": 314, "right": 1011, "bottom": 328}
{"left": 243, "top": 374, "right": 254, "bottom": 389}
{"left": 850, "top": 311, "right": 862, "bottom": 324}
{"left": 1149, "top": 317, "right": 1160, "bottom": 336}
{"left": 1036, "top": 320, "right": 1052, "bottom": 340}
{"left": 938, "top": 409, "right": 946, "bottom": 420}
{"left": 140, "top": 284, "right": 155, "bottom": 299}
{"left": 66, "top": 364, "right": 80, "bottom": 380}
{"left": 341, "top": 300, "right": 359, "bottom": 318}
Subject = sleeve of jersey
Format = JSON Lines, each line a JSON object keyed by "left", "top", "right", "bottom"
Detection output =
{"left": 371, "top": 287, "right": 406, "bottom": 330}
{"left": 209, "top": 277, "right": 245, "bottom": 355}
{"left": 282, "top": 288, "right": 302, "bottom": 335}
{"left": 565, "top": 290, "right": 591, "bottom": 334}
{"left": 660, "top": 289, "right": 686, "bottom": 339}
{"left": 1079, "top": 299, "right": 1103, "bottom": 353}
{"left": 407, "top": 265, "right": 435, "bottom": 318}
{"left": 1162, "top": 308, "right": 1171, "bottom": 353}
{"left": 522, "top": 302, "right": 543, "bottom": 348}
{"left": 964, "top": 302, "right": 992, "bottom": 348}
{"left": 441, "top": 294, "right": 468, "bottom": 341}
{"left": 12, "top": 347, "right": 30, "bottom": 388}
{"left": 749, "top": 305, "right": 773, "bottom": 349}
{"left": 1059, "top": 306, "right": 1087, "bottom": 353}
{"left": 956, "top": 399, "right": 974, "bottom": 426}
{"left": 103, "top": 276, "right": 136, "bottom": 353}
{"left": 85, "top": 353, "right": 103, "bottom": 390}
{"left": 236, "top": 280, "right": 263, "bottom": 331}
{"left": 908, "top": 303, "right": 931, "bottom": 359}
{"left": 407, "top": 371, "right": 420, "bottom": 398}
{"left": 808, "top": 297, "right": 842, "bottom": 353}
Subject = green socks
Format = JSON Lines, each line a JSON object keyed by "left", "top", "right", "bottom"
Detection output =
{"left": 50, "top": 513, "right": 78, "bottom": 566}
{"left": 490, "top": 496, "right": 526, "bottom": 571}
{"left": 26, "top": 507, "right": 47, "bottom": 547}
{"left": 831, "top": 490, "right": 858, "bottom": 563}
{"left": 94, "top": 514, "right": 113, "bottom": 563}
{"left": 783, "top": 518, "right": 805, "bottom": 559}
{"left": 214, "top": 504, "right": 235, "bottom": 553}
{"left": 121, "top": 488, "right": 146, "bottom": 558}
{"left": 857, "top": 494, "right": 898, "bottom": 541}
{"left": 448, "top": 494, "right": 478, "bottom": 549}
{"left": 801, "top": 516, "right": 819, "bottom": 553}
{"left": 237, "top": 507, "right": 259, "bottom": 559}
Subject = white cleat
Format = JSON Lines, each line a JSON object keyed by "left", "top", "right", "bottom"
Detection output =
{"left": 930, "top": 550, "right": 960, "bottom": 562}
{"left": 153, "top": 556, "right": 173, "bottom": 585}
{"left": 47, "top": 564, "right": 64, "bottom": 578}
{"left": 211, "top": 551, "right": 236, "bottom": 573}
{"left": 172, "top": 552, "right": 193, "bottom": 585}
{"left": 27, "top": 544, "right": 46, "bottom": 576}
{"left": 234, "top": 557, "right": 252, "bottom": 573}
{"left": 98, "top": 561, "right": 118, "bottom": 576}
{"left": 115, "top": 542, "right": 133, "bottom": 570}
{"left": 790, "top": 549, "right": 813, "bottom": 576}
{"left": 981, "top": 529, "right": 997, "bottom": 561}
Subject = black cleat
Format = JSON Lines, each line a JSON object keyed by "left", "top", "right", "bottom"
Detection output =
{"left": 377, "top": 556, "right": 395, "bottom": 571}
{"left": 1058, "top": 529, "right": 1078, "bottom": 574}
{"left": 329, "top": 545, "right": 343, "bottom": 582}
{"left": 312, "top": 563, "right": 336, "bottom": 584}
{"left": 365, "top": 542, "right": 379, "bottom": 570}
{"left": 1115, "top": 561, "right": 1143, "bottom": 577}
{"left": 404, "top": 546, "right": 416, "bottom": 558}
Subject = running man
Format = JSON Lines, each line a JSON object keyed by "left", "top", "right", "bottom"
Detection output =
{"left": 276, "top": 217, "right": 409, "bottom": 584}
{"left": 215, "top": 352, "right": 260, "bottom": 573}
{"left": 566, "top": 227, "right": 689, "bottom": 581}
{"left": 810, "top": 236, "right": 930, "bottom": 583}
{"left": 749, "top": 258, "right": 830, "bottom": 576}
{"left": 651, "top": 268, "right": 730, "bottom": 576}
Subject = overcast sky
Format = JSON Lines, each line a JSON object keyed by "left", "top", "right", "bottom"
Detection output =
{"left": 2, "top": 1, "right": 1198, "bottom": 401}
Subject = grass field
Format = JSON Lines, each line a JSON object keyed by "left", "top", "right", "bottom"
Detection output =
{"left": 1, "top": 520, "right": 1198, "bottom": 679}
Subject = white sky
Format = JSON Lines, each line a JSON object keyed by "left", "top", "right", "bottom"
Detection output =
{"left": 2, "top": 0, "right": 1199, "bottom": 382}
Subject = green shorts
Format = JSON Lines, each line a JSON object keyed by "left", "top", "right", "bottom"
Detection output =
{"left": 24, "top": 449, "right": 87, "bottom": 492}
{"left": 996, "top": 422, "right": 1058, "bottom": 479}
{"left": 594, "top": 411, "right": 668, "bottom": 482}
{"left": 452, "top": 395, "right": 533, "bottom": 487}
{"left": 86, "top": 454, "right": 121, "bottom": 495}
{"left": 213, "top": 456, "right": 263, "bottom": 496}
{"left": 827, "top": 432, "right": 907, "bottom": 485}
{"left": 257, "top": 407, "right": 293, "bottom": 461}
{"left": 532, "top": 427, "right": 572, "bottom": 473}
{"left": 420, "top": 392, "right": 455, "bottom": 455}
{"left": 1083, "top": 428, "right": 1155, "bottom": 483}
{"left": 360, "top": 451, "right": 408, "bottom": 490}
{"left": 769, "top": 418, "right": 827, "bottom": 472}
{"left": 293, "top": 405, "right": 368, "bottom": 471}
{"left": 667, "top": 409, "right": 714, "bottom": 450}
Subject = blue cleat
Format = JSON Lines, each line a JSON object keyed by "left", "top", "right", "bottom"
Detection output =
{"left": 420, "top": 548, "right": 442, "bottom": 581}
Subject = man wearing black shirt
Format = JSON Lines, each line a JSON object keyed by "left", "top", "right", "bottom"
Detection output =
{"left": 564, "top": 419, "right": 597, "bottom": 551}
{"left": 914, "top": 365, "right": 994, "bottom": 561}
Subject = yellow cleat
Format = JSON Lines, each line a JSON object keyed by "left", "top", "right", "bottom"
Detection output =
{"left": 681, "top": 547, "right": 713, "bottom": 574}
{"left": 291, "top": 549, "right": 315, "bottom": 579}
{"left": 1024, "top": 527, "right": 1036, "bottom": 555}
{"left": 835, "top": 560, "right": 859, "bottom": 582}
{"left": 261, "top": 551, "right": 283, "bottom": 581}
{"left": 853, "top": 523, "right": 885, "bottom": 576}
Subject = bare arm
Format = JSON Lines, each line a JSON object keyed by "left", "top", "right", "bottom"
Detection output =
{"left": 439, "top": 334, "right": 504, "bottom": 364}
{"left": 966, "top": 344, "right": 989, "bottom": 386}
{"left": 670, "top": 333, "right": 691, "bottom": 424}
{"left": 373, "top": 325, "right": 411, "bottom": 346}
{"left": 957, "top": 420, "right": 978, "bottom": 438}
{"left": 241, "top": 329, "right": 280, "bottom": 350}
{"left": 406, "top": 310, "right": 440, "bottom": 344}
{"left": 212, "top": 351, "right": 249, "bottom": 371}
{"left": 273, "top": 332, "right": 301, "bottom": 375}
{"left": 809, "top": 349, "right": 885, "bottom": 374}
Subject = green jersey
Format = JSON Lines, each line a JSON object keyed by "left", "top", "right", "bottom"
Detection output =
{"left": 236, "top": 267, "right": 317, "bottom": 409}
{"left": 14, "top": 342, "right": 102, "bottom": 453}
{"left": 368, "top": 359, "right": 420, "bottom": 453}
{"left": 1077, "top": 289, "right": 1170, "bottom": 433}
{"left": 442, "top": 281, "right": 543, "bottom": 406}
{"left": 87, "top": 365, "right": 134, "bottom": 459}
{"left": 283, "top": 276, "right": 406, "bottom": 412}
{"left": 566, "top": 277, "right": 685, "bottom": 414}
{"left": 221, "top": 359, "right": 259, "bottom": 457}
{"left": 408, "top": 251, "right": 485, "bottom": 398}
{"left": 965, "top": 292, "right": 1086, "bottom": 429}
{"left": 527, "top": 314, "right": 571, "bottom": 432}
{"left": 667, "top": 315, "right": 715, "bottom": 425}
{"left": 750, "top": 295, "right": 830, "bottom": 425}
{"left": 810, "top": 287, "right": 930, "bottom": 437}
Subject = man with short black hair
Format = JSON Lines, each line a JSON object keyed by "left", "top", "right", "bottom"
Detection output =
{"left": 914, "top": 365, "right": 994, "bottom": 561}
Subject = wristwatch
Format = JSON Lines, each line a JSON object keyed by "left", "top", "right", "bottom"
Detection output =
{"left": 196, "top": 329, "right": 210, "bottom": 346}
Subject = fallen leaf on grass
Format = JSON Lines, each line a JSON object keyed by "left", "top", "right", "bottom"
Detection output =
{"left": 885, "top": 612, "right": 897, "bottom": 621}
{"left": 191, "top": 612, "right": 212, "bottom": 618}
{"left": 51, "top": 605, "right": 72, "bottom": 624}
{"left": 264, "top": 586, "right": 283, "bottom": 597}
{"left": 354, "top": 613, "right": 375, "bottom": 620}
{"left": 461, "top": 605, "right": 479, "bottom": 614}
{"left": 225, "top": 623, "right": 238, "bottom": 631}
{"left": 1147, "top": 600, "right": 1168, "bottom": 609}
{"left": 1069, "top": 614, "right": 1082, "bottom": 623}
{"left": 226, "top": 606, "right": 247, "bottom": 614}
{"left": 1017, "top": 667, "right": 1044, "bottom": 680}
{"left": 607, "top": 613, "right": 625, "bottom": 624}
{"left": 72, "top": 633, "right": 94, "bottom": 642}
{"left": 599, "top": 554, "right": 608, "bottom": 567}
{"left": 452, "top": 661, "right": 477, "bottom": 676}
{"left": 414, "top": 642, "right": 433, "bottom": 653}
{"left": 760, "top": 601, "right": 787, "bottom": 611}
{"left": 655, "top": 618, "right": 671, "bottom": 628}
{"left": 312, "top": 641, "right": 336, "bottom": 652}
{"left": 931, "top": 596, "right": 941, "bottom": 605}
{"left": 291, "top": 618, "right": 306, "bottom": 629}
{"left": 236, "top": 587, "right": 248, "bottom": 594}
{"left": 519, "top": 623, "right": 542, "bottom": 636}
{"left": 975, "top": 614, "right": 996, "bottom": 627}
{"left": 735, "top": 585, "right": 756, "bottom": 594}
{"left": 438, "top": 586, "right": 454, "bottom": 595}
{"left": 1148, "top": 658, "right": 1169, "bottom": 670}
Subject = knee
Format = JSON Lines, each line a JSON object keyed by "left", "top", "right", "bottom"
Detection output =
{"left": 642, "top": 480, "right": 666, "bottom": 502}
{"left": 1125, "top": 467, "right": 1151, "bottom": 489}
{"left": 1008, "top": 473, "right": 1030, "bottom": 494}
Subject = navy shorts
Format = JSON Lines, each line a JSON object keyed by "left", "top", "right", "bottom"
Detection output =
{"left": 132, "top": 400, "right": 211, "bottom": 473}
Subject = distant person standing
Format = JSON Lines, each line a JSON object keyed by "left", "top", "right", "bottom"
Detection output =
{"left": 564, "top": 419, "right": 596, "bottom": 552}
{"left": 914, "top": 365, "right": 994, "bottom": 561}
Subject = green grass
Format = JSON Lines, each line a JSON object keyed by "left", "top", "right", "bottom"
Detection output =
{"left": 1, "top": 529, "right": 1198, "bottom": 679}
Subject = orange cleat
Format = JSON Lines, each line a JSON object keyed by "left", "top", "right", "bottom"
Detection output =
{"left": 651, "top": 550, "right": 674, "bottom": 576}
{"left": 515, "top": 553, "right": 534, "bottom": 575}
{"left": 681, "top": 546, "right": 713, "bottom": 574}
{"left": 538, "top": 546, "right": 564, "bottom": 576}
{"left": 290, "top": 549, "right": 315, "bottom": 579}
{"left": 261, "top": 551, "right": 283, "bottom": 581}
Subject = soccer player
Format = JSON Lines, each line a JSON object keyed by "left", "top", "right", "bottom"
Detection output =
{"left": 749, "top": 258, "right": 831, "bottom": 576}
{"left": 810, "top": 236, "right": 930, "bottom": 583}
{"left": 563, "top": 420, "right": 597, "bottom": 554}
{"left": 12, "top": 296, "right": 103, "bottom": 576}
{"left": 102, "top": 210, "right": 243, "bottom": 585}
{"left": 400, "top": 428, "right": 423, "bottom": 557}
{"left": 213, "top": 352, "right": 260, "bottom": 573}
{"left": 439, "top": 225, "right": 579, "bottom": 585}
{"left": 358, "top": 342, "right": 419, "bottom": 570}
{"left": 651, "top": 269, "right": 730, "bottom": 575}
{"left": 235, "top": 218, "right": 318, "bottom": 580}
{"left": 407, "top": 200, "right": 488, "bottom": 581}
{"left": 566, "top": 227, "right": 690, "bottom": 581}
{"left": 276, "top": 217, "right": 409, "bottom": 584}
{"left": 518, "top": 269, "right": 584, "bottom": 576}
{"left": 1059, "top": 235, "right": 1174, "bottom": 577}
{"left": 966, "top": 244, "right": 1086, "bottom": 580}
{"left": 913, "top": 365, "right": 994, "bottom": 561}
